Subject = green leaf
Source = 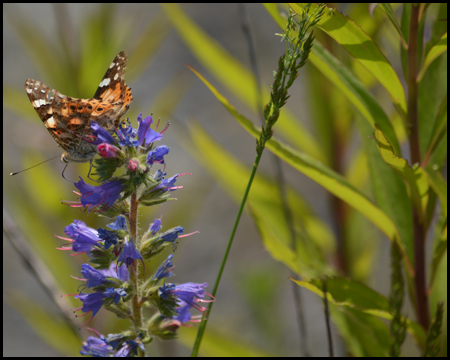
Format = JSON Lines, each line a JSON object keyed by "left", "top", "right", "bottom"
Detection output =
{"left": 373, "top": 124, "right": 429, "bottom": 222}
{"left": 309, "top": 42, "right": 401, "bottom": 154}
{"left": 418, "top": 51, "right": 447, "bottom": 163}
{"left": 291, "top": 277, "right": 426, "bottom": 350}
{"left": 355, "top": 114, "right": 414, "bottom": 272}
{"left": 423, "top": 94, "right": 447, "bottom": 167}
{"left": 188, "top": 66, "right": 407, "bottom": 263}
{"left": 162, "top": 3, "right": 326, "bottom": 163}
{"left": 418, "top": 32, "right": 447, "bottom": 82}
{"left": 428, "top": 214, "right": 447, "bottom": 290}
{"left": 266, "top": 4, "right": 401, "bottom": 154}
{"left": 425, "top": 167, "right": 447, "bottom": 218}
{"left": 380, "top": 3, "right": 408, "bottom": 49}
{"left": 330, "top": 305, "right": 390, "bottom": 356}
{"left": 288, "top": 3, "right": 407, "bottom": 119}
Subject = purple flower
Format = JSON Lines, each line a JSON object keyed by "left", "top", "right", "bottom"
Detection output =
{"left": 117, "top": 238, "right": 143, "bottom": 266}
{"left": 89, "top": 121, "right": 117, "bottom": 145}
{"left": 75, "top": 292, "right": 106, "bottom": 318}
{"left": 81, "top": 263, "right": 109, "bottom": 288}
{"left": 75, "top": 177, "right": 123, "bottom": 209}
{"left": 146, "top": 145, "right": 170, "bottom": 166}
{"left": 152, "top": 254, "right": 175, "bottom": 280}
{"left": 80, "top": 263, "right": 129, "bottom": 287}
{"left": 153, "top": 174, "right": 180, "bottom": 193}
{"left": 97, "top": 228, "right": 118, "bottom": 249}
{"left": 64, "top": 220, "right": 102, "bottom": 253}
{"left": 154, "top": 169, "right": 166, "bottom": 181}
{"left": 116, "top": 119, "right": 139, "bottom": 147}
{"left": 75, "top": 287, "right": 126, "bottom": 320}
{"left": 149, "top": 219, "right": 162, "bottom": 235}
{"left": 80, "top": 335, "right": 113, "bottom": 356}
{"left": 137, "top": 113, "right": 163, "bottom": 146}
{"left": 108, "top": 216, "right": 127, "bottom": 231}
{"left": 155, "top": 226, "right": 184, "bottom": 244}
{"left": 100, "top": 262, "right": 129, "bottom": 282}
{"left": 159, "top": 282, "right": 211, "bottom": 323}
{"left": 104, "top": 287, "right": 127, "bottom": 304}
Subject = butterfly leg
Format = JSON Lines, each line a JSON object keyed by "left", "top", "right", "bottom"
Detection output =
{"left": 61, "top": 163, "right": 75, "bottom": 183}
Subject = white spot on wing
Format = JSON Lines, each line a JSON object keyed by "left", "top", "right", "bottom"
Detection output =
{"left": 46, "top": 116, "right": 56, "bottom": 128}
{"left": 110, "top": 62, "right": 115, "bottom": 69}
{"left": 114, "top": 73, "right": 119, "bottom": 80}
{"left": 33, "top": 99, "right": 47, "bottom": 107}
{"left": 99, "top": 78, "right": 111, "bottom": 87}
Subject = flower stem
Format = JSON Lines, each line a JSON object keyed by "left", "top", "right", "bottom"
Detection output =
{"left": 128, "top": 191, "right": 144, "bottom": 356}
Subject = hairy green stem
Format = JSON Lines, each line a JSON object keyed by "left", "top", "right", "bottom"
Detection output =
{"left": 128, "top": 192, "right": 144, "bottom": 356}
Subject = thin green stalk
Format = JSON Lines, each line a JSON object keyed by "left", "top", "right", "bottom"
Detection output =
{"left": 191, "top": 151, "right": 263, "bottom": 356}
{"left": 240, "top": 6, "right": 309, "bottom": 355}
{"left": 191, "top": 5, "right": 328, "bottom": 356}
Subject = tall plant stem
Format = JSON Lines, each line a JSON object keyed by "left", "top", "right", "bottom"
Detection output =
{"left": 191, "top": 151, "right": 264, "bottom": 356}
{"left": 407, "top": 3, "right": 429, "bottom": 331}
{"left": 128, "top": 192, "right": 144, "bottom": 356}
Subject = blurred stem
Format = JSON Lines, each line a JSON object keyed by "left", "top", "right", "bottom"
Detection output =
{"left": 330, "top": 121, "right": 347, "bottom": 275}
{"left": 407, "top": 3, "right": 429, "bottom": 332}
{"left": 322, "top": 278, "right": 334, "bottom": 357}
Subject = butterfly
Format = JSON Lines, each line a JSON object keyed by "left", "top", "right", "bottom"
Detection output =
{"left": 24, "top": 51, "right": 133, "bottom": 165}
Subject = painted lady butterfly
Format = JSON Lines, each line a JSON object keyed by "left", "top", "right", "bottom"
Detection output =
{"left": 25, "top": 51, "right": 133, "bottom": 164}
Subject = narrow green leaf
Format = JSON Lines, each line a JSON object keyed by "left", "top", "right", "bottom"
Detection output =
{"left": 380, "top": 3, "right": 408, "bottom": 49}
{"left": 373, "top": 124, "right": 430, "bottom": 222}
{"left": 188, "top": 66, "right": 407, "bottom": 263}
{"left": 429, "top": 218, "right": 447, "bottom": 290}
{"left": 355, "top": 114, "right": 414, "bottom": 274}
{"left": 418, "top": 51, "right": 447, "bottom": 163}
{"left": 330, "top": 304, "right": 389, "bottom": 356}
{"left": 418, "top": 32, "right": 447, "bottom": 82}
{"left": 265, "top": 4, "right": 401, "bottom": 154}
{"left": 162, "top": 3, "right": 326, "bottom": 163}
{"left": 423, "top": 94, "right": 447, "bottom": 167}
{"left": 309, "top": 42, "right": 401, "bottom": 154}
{"left": 291, "top": 277, "right": 427, "bottom": 348}
{"left": 288, "top": 3, "right": 407, "bottom": 118}
{"left": 425, "top": 167, "right": 447, "bottom": 218}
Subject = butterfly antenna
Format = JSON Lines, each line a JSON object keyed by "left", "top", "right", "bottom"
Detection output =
{"left": 10, "top": 155, "right": 60, "bottom": 176}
